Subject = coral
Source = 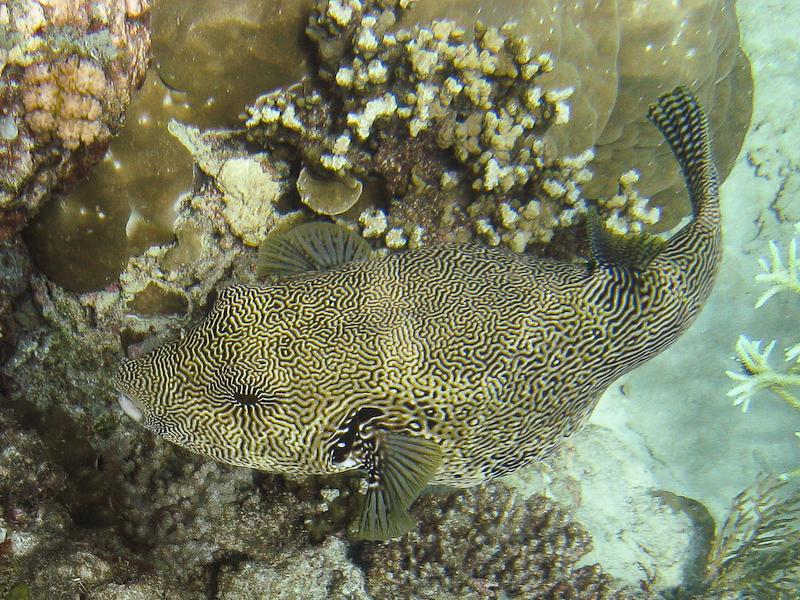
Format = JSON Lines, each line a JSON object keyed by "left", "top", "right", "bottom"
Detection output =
{"left": 0, "top": 0, "right": 151, "bottom": 240}
{"left": 151, "top": 0, "right": 315, "bottom": 130}
{"left": 507, "top": 424, "right": 701, "bottom": 592}
{"left": 683, "top": 475, "right": 800, "bottom": 599}
{"left": 726, "top": 224, "right": 800, "bottom": 479}
{"left": 216, "top": 538, "right": 370, "bottom": 600}
{"left": 586, "top": 0, "right": 753, "bottom": 223}
{"left": 0, "top": 315, "right": 367, "bottom": 597}
{"left": 297, "top": 166, "right": 364, "bottom": 217}
{"left": 246, "top": 0, "right": 654, "bottom": 254}
{"left": 21, "top": 56, "right": 109, "bottom": 151}
{"left": 401, "top": 0, "right": 752, "bottom": 230}
{"left": 169, "top": 121, "right": 295, "bottom": 247}
{"left": 596, "top": 169, "right": 661, "bottom": 236}
{"left": 20, "top": 0, "right": 751, "bottom": 291}
{"left": 23, "top": 69, "right": 195, "bottom": 293}
{"left": 359, "top": 482, "right": 634, "bottom": 600}
{"left": 23, "top": 0, "right": 318, "bottom": 293}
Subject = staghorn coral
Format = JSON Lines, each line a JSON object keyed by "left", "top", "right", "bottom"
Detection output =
{"left": 725, "top": 224, "right": 800, "bottom": 479}
{"left": 0, "top": 0, "right": 150, "bottom": 240}
{"left": 359, "top": 482, "right": 635, "bottom": 600}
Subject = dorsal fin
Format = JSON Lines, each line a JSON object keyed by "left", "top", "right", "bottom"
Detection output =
{"left": 355, "top": 432, "right": 443, "bottom": 541}
{"left": 587, "top": 208, "right": 666, "bottom": 272}
{"left": 257, "top": 222, "right": 372, "bottom": 278}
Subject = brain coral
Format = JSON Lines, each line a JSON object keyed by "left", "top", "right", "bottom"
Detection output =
{"left": 0, "top": 0, "right": 150, "bottom": 240}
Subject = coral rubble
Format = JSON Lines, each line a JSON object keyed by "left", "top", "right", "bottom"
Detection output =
{"left": 0, "top": 0, "right": 150, "bottom": 240}
{"left": 359, "top": 482, "right": 636, "bottom": 599}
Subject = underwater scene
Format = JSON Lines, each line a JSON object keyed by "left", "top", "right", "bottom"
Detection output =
{"left": 0, "top": 0, "right": 798, "bottom": 598}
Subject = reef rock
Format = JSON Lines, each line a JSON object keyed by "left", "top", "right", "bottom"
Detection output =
{"left": 0, "top": 0, "right": 151, "bottom": 240}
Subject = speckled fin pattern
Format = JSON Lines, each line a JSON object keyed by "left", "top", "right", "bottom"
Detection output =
{"left": 257, "top": 221, "right": 372, "bottom": 277}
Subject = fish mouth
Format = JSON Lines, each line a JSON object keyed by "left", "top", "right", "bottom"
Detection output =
{"left": 117, "top": 393, "right": 144, "bottom": 423}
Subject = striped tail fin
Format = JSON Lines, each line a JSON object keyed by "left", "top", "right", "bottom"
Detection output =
{"left": 647, "top": 87, "right": 719, "bottom": 218}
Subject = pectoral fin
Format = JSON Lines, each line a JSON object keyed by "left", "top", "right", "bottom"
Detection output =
{"left": 257, "top": 222, "right": 372, "bottom": 278}
{"left": 356, "top": 432, "right": 443, "bottom": 541}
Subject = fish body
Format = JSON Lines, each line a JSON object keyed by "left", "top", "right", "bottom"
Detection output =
{"left": 115, "top": 88, "right": 721, "bottom": 538}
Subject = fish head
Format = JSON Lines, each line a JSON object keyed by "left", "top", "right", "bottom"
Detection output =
{"left": 112, "top": 318, "right": 315, "bottom": 472}
{"left": 113, "top": 338, "right": 204, "bottom": 445}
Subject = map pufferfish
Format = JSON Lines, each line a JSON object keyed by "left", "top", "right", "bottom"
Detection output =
{"left": 114, "top": 87, "right": 721, "bottom": 540}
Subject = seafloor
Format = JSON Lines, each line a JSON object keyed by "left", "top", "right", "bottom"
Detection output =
{"left": 1, "top": 1, "right": 799, "bottom": 599}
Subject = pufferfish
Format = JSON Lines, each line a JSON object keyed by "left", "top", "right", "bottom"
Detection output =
{"left": 114, "top": 87, "right": 721, "bottom": 540}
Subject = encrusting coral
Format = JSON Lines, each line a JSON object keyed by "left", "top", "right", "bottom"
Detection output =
{"left": 0, "top": 0, "right": 151, "bottom": 241}
{"left": 726, "top": 223, "right": 800, "bottom": 479}
{"left": 359, "top": 482, "right": 635, "bottom": 599}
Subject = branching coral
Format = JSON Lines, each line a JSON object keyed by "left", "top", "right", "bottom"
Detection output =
{"left": 689, "top": 474, "right": 800, "bottom": 599}
{"left": 726, "top": 224, "right": 800, "bottom": 479}
{"left": 245, "top": 0, "right": 661, "bottom": 254}
{"left": 358, "top": 483, "right": 634, "bottom": 600}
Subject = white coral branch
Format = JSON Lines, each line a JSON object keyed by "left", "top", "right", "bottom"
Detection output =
{"left": 726, "top": 336, "right": 800, "bottom": 413}
{"left": 754, "top": 237, "right": 800, "bottom": 308}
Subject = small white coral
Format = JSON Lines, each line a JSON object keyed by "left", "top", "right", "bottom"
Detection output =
{"left": 754, "top": 235, "right": 800, "bottom": 308}
{"left": 725, "top": 337, "right": 800, "bottom": 413}
{"left": 726, "top": 223, "right": 800, "bottom": 479}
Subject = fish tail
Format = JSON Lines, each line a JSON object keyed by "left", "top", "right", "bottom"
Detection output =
{"left": 647, "top": 87, "right": 720, "bottom": 221}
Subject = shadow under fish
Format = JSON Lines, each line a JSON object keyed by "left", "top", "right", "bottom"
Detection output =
{"left": 114, "top": 87, "right": 722, "bottom": 540}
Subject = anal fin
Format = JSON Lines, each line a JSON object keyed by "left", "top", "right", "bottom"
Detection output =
{"left": 356, "top": 432, "right": 443, "bottom": 541}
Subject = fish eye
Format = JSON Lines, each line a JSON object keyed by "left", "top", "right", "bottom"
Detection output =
{"left": 230, "top": 390, "right": 269, "bottom": 407}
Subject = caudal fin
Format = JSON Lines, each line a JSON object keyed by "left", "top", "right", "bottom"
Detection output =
{"left": 647, "top": 87, "right": 719, "bottom": 217}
